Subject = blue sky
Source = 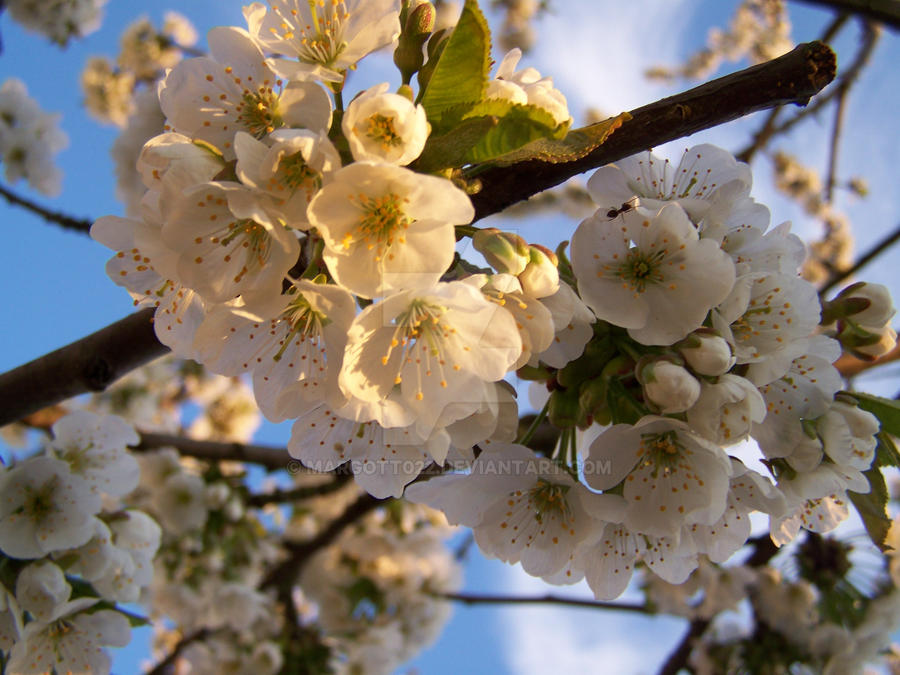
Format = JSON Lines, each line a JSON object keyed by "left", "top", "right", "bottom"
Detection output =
{"left": 1, "top": 1, "right": 898, "bottom": 673}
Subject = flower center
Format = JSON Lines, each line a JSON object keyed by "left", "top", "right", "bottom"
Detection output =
{"left": 269, "top": 0, "right": 350, "bottom": 67}
{"left": 346, "top": 192, "right": 412, "bottom": 260}
{"left": 236, "top": 86, "right": 282, "bottom": 138}
{"left": 638, "top": 430, "right": 685, "bottom": 475}
{"left": 273, "top": 293, "right": 329, "bottom": 362}
{"left": 365, "top": 113, "right": 402, "bottom": 149}
{"left": 276, "top": 152, "right": 321, "bottom": 199}
{"left": 22, "top": 477, "right": 59, "bottom": 521}
{"left": 219, "top": 218, "right": 272, "bottom": 283}
{"left": 616, "top": 248, "right": 666, "bottom": 292}
{"left": 526, "top": 479, "right": 572, "bottom": 525}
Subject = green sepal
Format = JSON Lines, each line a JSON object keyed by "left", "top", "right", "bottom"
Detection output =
{"left": 485, "top": 113, "right": 630, "bottom": 166}
{"left": 548, "top": 387, "right": 580, "bottom": 428}
{"left": 418, "top": 0, "right": 491, "bottom": 122}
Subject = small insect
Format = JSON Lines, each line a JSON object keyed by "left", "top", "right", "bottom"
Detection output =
{"left": 605, "top": 198, "right": 638, "bottom": 219}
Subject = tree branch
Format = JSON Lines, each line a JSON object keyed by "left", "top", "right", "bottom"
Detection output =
{"left": 435, "top": 591, "right": 650, "bottom": 614}
{"left": 470, "top": 41, "right": 836, "bottom": 220}
{"left": 0, "top": 183, "right": 93, "bottom": 234}
{"left": 245, "top": 474, "right": 353, "bottom": 507}
{"left": 789, "top": 0, "right": 900, "bottom": 30}
{"left": 0, "top": 43, "right": 837, "bottom": 425}
{"left": 260, "top": 493, "right": 384, "bottom": 591}
{"left": 0, "top": 308, "right": 168, "bottom": 427}
{"left": 135, "top": 430, "right": 289, "bottom": 471}
{"left": 819, "top": 222, "right": 900, "bottom": 295}
{"left": 145, "top": 629, "right": 211, "bottom": 675}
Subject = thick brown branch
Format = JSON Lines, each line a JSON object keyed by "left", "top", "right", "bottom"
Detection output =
{"left": 436, "top": 591, "right": 650, "bottom": 614}
{"left": 789, "top": 0, "right": 900, "bottom": 30}
{"left": 470, "top": 41, "right": 836, "bottom": 220}
{"left": 0, "top": 183, "right": 93, "bottom": 234}
{"left": 0, "top": 44, "right": 837, "bottom": 424}
{"left": 0, "top": 309, "right": 168, "bottom": 427}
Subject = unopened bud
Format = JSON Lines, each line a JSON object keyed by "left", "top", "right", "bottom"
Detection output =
{"left": 395, "top": 2, "right": 436, "bottom": 83}
{"left": 678, "top": 331, "right": 734, "bottom": 376}
{"left": 849, "top": 325, "right": 897, "bottom": 360}
{"left": 518, "top": 244, "right": 559, "bottom": 298}
{"left": 473, "top": 228, "right": 530, "bottom": 275}
{"left": 834, "top": 282, "right": 896, "bottom": 328}
{"left": 640, "top": 360, "right": 700, "bottom": 414}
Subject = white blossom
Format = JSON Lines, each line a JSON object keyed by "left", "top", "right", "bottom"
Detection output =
{"left": 342, "top": 82, "right": 430, "bottom": 165}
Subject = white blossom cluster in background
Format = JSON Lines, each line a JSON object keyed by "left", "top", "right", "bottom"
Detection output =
{"left": 0, "top": 79, "right": 68, "bottom": 196}
{"left": 4, "top": 0, "right": 108, "bottom": 46}
{"left": 0, "top": 411, "right": 158, "bottom": 674}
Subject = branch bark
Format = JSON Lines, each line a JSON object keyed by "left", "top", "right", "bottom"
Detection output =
{"left": 436, "top": 591, "right": 650, "bottom": 614}
{"left": 789, "top": 0, "right": 900, "bottom": 30}
{"left": 0, "top": 183, "right": 93, "bottom": 234}
{"left": 0, "top": 308, "right": 168, "bottom": 427}
{"left": 0, "top": 42, "right": 837, "bottom": 425}
{"left": 470, "top": 41, "right": 836, "bottom": 220}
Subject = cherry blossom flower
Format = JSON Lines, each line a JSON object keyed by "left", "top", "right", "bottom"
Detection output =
{"left": 342, "top": 82, "right": 430, "bottom": 165}
{"left": 584, "top": 417, "right": 732, "bottom": 537}
{"left": 486, "top": 48, "right": 571, "bottom": 126}
{"left": 407, "top": 443, "right": 624, "bottom": 578}
{"left": 160, "top": 182, "right": 301, "bottom": 305}
{"left": 193, "top": 279, "right": 356, "bottom": 421}
{"left": 0, "top": 457, "right": 101, "bottom": 559}
{"left": 339, "top": 281, "right": 521, "bottom": 435}
{"left": 244, "top": 0, "right": 402, "bottom": 83}
{"left": 686, "top": 374, "right": 766, "bottom": 445}
{"left": 234, "top": 128, "right": 341, "bottom": 226}
{"left": 47, "top": 410, "right": 140, "bottom": 497}
{"left": 308, "top": 163, "right": 474, "bottom": 298}
{"left": 536, "top": 281, "right": 595, "bottom": 368}
{"left": 586, "top": 144, "right": 752, "bottom": 226}
{"left": 158, "top": 26, "right": 331, "bottom": 158}
{"left": 6, "top": 600, "right": 129, "bottom": 675}
{"left": 571, "top": 202, "right": 735, "bottom": 345}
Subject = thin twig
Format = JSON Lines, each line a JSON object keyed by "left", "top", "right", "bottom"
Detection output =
{"left": 788, "top": 0, "right": 900, "bottom": 30}
{"left": 0, "top": 183, "right": 93, "bottom": 234}
{"left": 435, "top": 591, "right": 651, "bottom": 614}
{"left": 824, "top": 86, "right": 849, "bottom": 203}
{"left": 737, "top": 13, "right": 848, "bottom": 164}
{"left": 135, "top": 431, "right": 289, "bottom": 471}
{"left": 819, "top": 222, "right": 900, "bottom": 295}
{"left": 145, "top": 629, "right": 211, "bottom": 675}
{"left": 245, "top": 474, "right": 353, "bottom": 507}
{"left": 260, "top": 493, "right": 384, "bottom": 591}
{"left": 758, "top": 21, "right": 878, "bottom": 141}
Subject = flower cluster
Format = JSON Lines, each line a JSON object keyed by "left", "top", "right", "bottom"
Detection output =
{"left": 0, "top": 411, "right": 158, "bottom": 674}
{"left": 411, "top": 143, "right": 890, "bottom": 600}
{"left": 86, "top": 0, "right": 892, "bottom": 622}
{"left": 0, "top": 79, "right": 68, "bottom": 196}
{"left": 4, "top": 0, "right": 108, "bottom": 46}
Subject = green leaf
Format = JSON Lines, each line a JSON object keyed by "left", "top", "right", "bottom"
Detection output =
{"left": 462, "top": 101, "right": 568, "bottom": 164}
{"left": 419, "top": 0, "right": 491, "bottom": 123}
{"left": 487, "top": 113, "right": 631, "bottom": 166}
{"left": 851, "top": 391, "right": 900, "bottom": 438}
{"left": 413, "top": 115, "right": 499, "bottom": 173}
{"left": 848, "top": 457, "right": 892, "bottom": 551}
{"left": 876, "top": 430, "right": 900, "bottom": 468}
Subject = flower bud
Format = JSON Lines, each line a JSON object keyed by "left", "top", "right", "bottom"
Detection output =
{"left": 518, "top": 244, "right": 559, "bottom": 298}
{"left": 678, "top": 331, "right": 735, "bottom": 376}
{"left": 850, "top": 325, "right": 897, "bottom": 360}
{"left": 394, "top": 2, "right": 436, "bottom": 83}
{"left": 472, "top": 227, "right": 530, "bottom": 274}
{"left": 829, "top": 282, "right": 896, "bottom": 328}
{"left": 640, "top": 360, "right": 700, "bottom": 414}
